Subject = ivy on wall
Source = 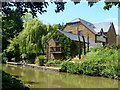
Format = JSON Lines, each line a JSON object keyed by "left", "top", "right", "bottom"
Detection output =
{"left": 53, "top": 31, "right": 77, "bottom": 59}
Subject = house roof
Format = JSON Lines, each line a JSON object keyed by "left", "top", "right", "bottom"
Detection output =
{"left": 46, "top": 18, "right": 114, "bottom": 44}
{"left": 58, "top": 30, "right": 103, "bottom": 47}
{"left": 67, "top": 18, "right": 113, "bottom": 34}
{"left": 67, "top": 18, "right": 96, "bottom": 34}
{"left": 93, "top": 22, "right": 112, "bottom": 32}
{"left": 58, "top": 30, "right": 88, "bottom": 42}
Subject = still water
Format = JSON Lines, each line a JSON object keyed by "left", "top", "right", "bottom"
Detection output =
{"left": 2, "top": 64, "right": 118, "bottom": 88}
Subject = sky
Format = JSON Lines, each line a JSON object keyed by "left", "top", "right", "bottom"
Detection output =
{"left": 37, "top": 2, "right": 119, "bottom": 34}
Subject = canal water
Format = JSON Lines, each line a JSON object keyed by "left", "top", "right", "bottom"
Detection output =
{"left": 2, "top": 64, "right": 118, "bottom": 88}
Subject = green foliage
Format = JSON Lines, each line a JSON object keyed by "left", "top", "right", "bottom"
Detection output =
{"left": 2, "top": 9, "right": 23, "bottom": 50}
{"left": 5, "top": 18, "right": 59, "bottom": 62}
{"left": 18, "top": 19, "right": 47, "bottom": 54}
{"left": 18, "top": 19, "right": 59, "bottom": 56}
{"left": 2, "top": 51, "right": 8, "bottom": 63}
{"left": 5, "top": 37, "right": 20, "bottom": 62}
{"left": 53, "top": 32, "right": 77, "bottom": 59}
{"left": 2, "top": 71, "right": 29, "bottom": 89}
{"left": 25, "top": 60, "right": 33, "bottom": 64}
{"left": 35, "top": 55, "right": 45, "bottom": 66}
{"left": 46, "top": 60, "right": 62, "bottom": 65}
{"left": 22, "top": 13, "right": 33, "bottom": 23}
{"left": 61, "top": 46, "right": 119, "bottom": 79}
{"left": 21, "top": 53, "right": 27, "bottom": 60}
{"left": 104, "top": 2, "right": 119, "bottom": 10}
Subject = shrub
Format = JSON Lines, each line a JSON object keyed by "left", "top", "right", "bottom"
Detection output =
{"left": 61, "top": 61, "right": 83, "bottom": 74}
{"left": 60, "top": 61, "right": 73, "bottom": 72}
{"left": 11, "top": 58, "right": 15, "bottom": 61}
{"left": 21, "top": 53, "right": 27, "bottom": 60}
{"left": 2, "top": 57, "right": 8, "bottom": 63}
{"left": 60, "top": 46, "right": 119, "bottom": 79}
{"left": 25, "top": 60, "right": 34, "bottom": 64}
{"left": 2, "top": 52, "right": 8, "bottom": 63}
{"left": 46, "top": 60, "right": 62, "bottom": 65}
{"left": 35, "top": 55, "right": 45, "bottom": 66}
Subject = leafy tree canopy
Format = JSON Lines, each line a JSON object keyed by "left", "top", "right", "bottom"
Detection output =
{"left": 2, "top": 1, "right": 120, "bottom": 17}
{"left": 2, "top": 9, "right": 23, "bottom": 50}
{"left": 5, "top": 18, "right": 60, "bottom": 61}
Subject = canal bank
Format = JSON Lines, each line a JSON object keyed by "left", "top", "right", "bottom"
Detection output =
{"left": 6, "top": 61, "right": 119, "bottom": 80}
{"left": 6, "top": 62, "right": 60, "bottom": 71}
{"left": 2, "top": 63, "right": 119, "bottom": 88}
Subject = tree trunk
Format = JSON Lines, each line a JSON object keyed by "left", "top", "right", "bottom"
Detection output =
{"left": 77, "top": 24, "right": 82, "bottom": 59}
{"left": 82, "top": 35, "right": 86, "bottom": 55}
{"left": 87, "top": 35, "right": 89, "bottom": 52}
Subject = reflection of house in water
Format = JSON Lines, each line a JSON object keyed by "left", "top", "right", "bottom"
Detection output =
{"left": 46, "top": 18, "right": 117, "bottom": 60}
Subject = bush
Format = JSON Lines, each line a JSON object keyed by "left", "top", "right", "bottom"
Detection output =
{"left": 25, "top": 60, "right": 34, "bottom": 64}
{"left": 35, "top": 55, "right": 45, "bottom": 66}
{"left": 2, "top": 52, "right": 8, "bottom": 63}
{"left": 46, "top": 60, "right": 62, "bottom": 65}
{"left": 60, "top": 46, "right": 119, "bottom": 79}
{"left": 21, "top": 53, "right": 27, "bottom": 60}
{"left": 2, "top": 56, "right": 8, "bottom": 63}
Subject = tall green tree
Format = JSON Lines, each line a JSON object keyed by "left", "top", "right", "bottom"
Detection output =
{"left": 18, "top": 19, "right": 47, "bottom": 55}
{"left": 22, "top": 13, "right": 33, "bottom": 23}
{"left": 5, "top": 19, "right": 60, "bottom": 61}
{"left": 2, "top": 9, "right": 23, "bottom": 50}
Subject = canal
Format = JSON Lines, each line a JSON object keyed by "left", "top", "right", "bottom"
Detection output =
{"left": 2, "top": 64, "right": 118, "bottom": 88}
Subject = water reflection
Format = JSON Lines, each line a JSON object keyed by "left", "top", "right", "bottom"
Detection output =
{"left": 2, "top": 64, "right": 118, "bottom": 88}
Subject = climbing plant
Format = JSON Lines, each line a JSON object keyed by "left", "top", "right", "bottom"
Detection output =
{"left": 53, "top": 31, "right": 77, "bottom": 59}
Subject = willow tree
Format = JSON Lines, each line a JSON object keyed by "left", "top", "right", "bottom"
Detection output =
{"left": 18, "top": 19, "right": 47, "bottom": 56}
{"left": 6, "top": 19, "right": 59, "bottom": 61}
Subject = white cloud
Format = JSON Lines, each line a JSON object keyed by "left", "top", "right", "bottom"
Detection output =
{"left": 107, "top": 18, "right": 117, "bottom": 21}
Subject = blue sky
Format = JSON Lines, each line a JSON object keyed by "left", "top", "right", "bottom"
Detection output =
{"left": 37, "top": 2, "right": 119, "bottom": 34}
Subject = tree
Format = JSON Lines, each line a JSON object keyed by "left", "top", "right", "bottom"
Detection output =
{"left": 2, "top": 9, "right": 23, "bottom": 50}
{"left": 82, "top": 35, "right": 86, "bottom": 55}
{"left": 22, "top": 13, "right": 33, "bottom": 23}
{"left": 77, "top": 23, "right": 82, "bottom": 59}
{"left": 18, "top": 19, "right": 47, "bottom": 55}
{"left": 6, "top": 36, "right": 20, "bottom": 62}
{"left": 5, "top": 19, "right": 47, "bottom": 61}
{"left": 87, "top": 34, "right": 90, "bottom": 52}
{"left": 2, "top": 1, "right": 120, "bottom": 17}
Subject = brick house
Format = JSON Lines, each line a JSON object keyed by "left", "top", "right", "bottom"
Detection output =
{"left": 46, "top": 18, "right": 116, "bottom": 60}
